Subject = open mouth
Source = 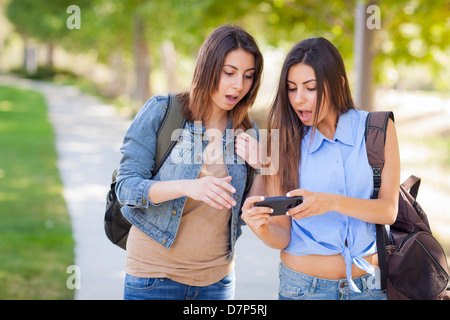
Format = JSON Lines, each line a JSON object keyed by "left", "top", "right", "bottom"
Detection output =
{"left": 297, "top": 109, "right": 313, "bottom": 122}
{"left": 225, "top": 95, "right": 239, "bottom": 105}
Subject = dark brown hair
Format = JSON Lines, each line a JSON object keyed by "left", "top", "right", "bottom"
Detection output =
{"left": 178, "top": 25, "right": 263, "bottom": 130}
{"left": 266, "top": 37, "right": 355, "bottom": 194}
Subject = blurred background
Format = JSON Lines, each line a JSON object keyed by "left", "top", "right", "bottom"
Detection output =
{"left": 0, "top": 0, "right": 449, "bottom": 300}
{"left": 1, "top": 0, "right": 449, "bottom": 112}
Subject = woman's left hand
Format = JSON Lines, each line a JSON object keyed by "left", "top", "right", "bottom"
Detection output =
{"left": 285, "top": 189, "right": 332, "bottom": 220}
{"left": 235, "top": 132, "right": 261, "bottom": 169}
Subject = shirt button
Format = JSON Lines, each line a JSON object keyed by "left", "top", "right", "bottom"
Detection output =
{"left": 141, "top": 198, "right": 147, "bottom": 205}
{"left": 172, "top": 209, "right": 177, "bottom": 216}
{"left": 162, "top": 238, "right": 167, "bottom": 244}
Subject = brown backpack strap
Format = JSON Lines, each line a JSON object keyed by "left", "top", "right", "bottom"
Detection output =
{"left": 401, "top": 175, "right": 421, "bottom": 200}
{"left": 365, "top": 111, "right": 395, "bottom": 199}
{"left": 364, "top": 111, "right": 394, "bottom": 293}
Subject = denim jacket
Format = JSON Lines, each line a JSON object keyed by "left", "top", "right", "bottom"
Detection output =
{"left": 115, "top": 95, "right": 258, "bottom": 261}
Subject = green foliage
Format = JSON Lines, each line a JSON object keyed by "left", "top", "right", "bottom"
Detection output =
{"left": 373, "top": 0, "right": 450, "bottom": 86}
{"left": 4, "top": 0, "right": 449, "bottom": 89}
{"left": 6, "top": 0, "right": 90, "bottom": 41}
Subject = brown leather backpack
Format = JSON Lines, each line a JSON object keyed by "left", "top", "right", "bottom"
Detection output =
{"left": 365, "top": 111, "right": 450, "bottom": 300}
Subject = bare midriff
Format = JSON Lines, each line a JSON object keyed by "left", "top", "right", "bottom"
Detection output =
{"left": 281, "top": 251, "right": 379, "bottom": 279}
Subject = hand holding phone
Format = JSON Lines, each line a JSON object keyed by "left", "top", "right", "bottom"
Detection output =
{"left": 254, "top": 196, "right": 303, "bottom": 216}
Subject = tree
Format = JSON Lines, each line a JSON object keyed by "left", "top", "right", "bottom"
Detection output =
{"left": 5, "top": 0, "right": 449, "bottom": 106}
{"left": 252, "top": 0, "right": 450, "bottom": 108}
{"left": 6, "top": 0, "right": 93, "bottom": 71}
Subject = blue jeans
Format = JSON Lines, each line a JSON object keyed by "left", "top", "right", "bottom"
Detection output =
{"left": 278, "top": 263, "right": 387, "bottom": 300}
{"left": 123, "top": 270, "right": 235, "bottom": 300}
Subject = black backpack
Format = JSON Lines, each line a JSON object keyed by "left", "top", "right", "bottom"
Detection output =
{"left": 104, "top": 93, "right": 255, "bottom": 250}
{"left": 104, "top": 93, "right": 186, "bottom": 250}
{"left": 365, "top": 111, "right": 450, "bottom": 300}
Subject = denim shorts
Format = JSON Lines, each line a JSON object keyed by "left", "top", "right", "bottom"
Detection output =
{"left": 123, "top": 270, "right": 235, "bottom": 300}
{"left": 278, "top": 263, "right": 387, "bottom": 300}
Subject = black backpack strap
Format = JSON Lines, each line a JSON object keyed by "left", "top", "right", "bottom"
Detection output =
{"left": 153, "top": 93, "right": 187, "bottom": 175}
{"left": 375, "top": 223, "right": 388, "bottom": 293}
{"left": 365, "top": 111, "right": 394, "bottom": 293}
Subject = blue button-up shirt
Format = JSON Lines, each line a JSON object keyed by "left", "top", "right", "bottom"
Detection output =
{"left": 284, "top": 109, "right": 377, "bottom": 292}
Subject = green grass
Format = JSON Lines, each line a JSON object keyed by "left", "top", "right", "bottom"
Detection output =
{"left": 0, "top": 85, "right": 75, "bottom": 299}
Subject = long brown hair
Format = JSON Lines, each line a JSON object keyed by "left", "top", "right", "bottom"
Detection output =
{"left": 266, "top": 37, "right": 356, "bottom": 194}
{"left": 178, "top": 25, "right": 263, "bottom": 130}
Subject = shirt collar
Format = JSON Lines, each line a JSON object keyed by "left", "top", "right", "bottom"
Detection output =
{"left": 305, "top": 111, "right": 355, "bottom": 153}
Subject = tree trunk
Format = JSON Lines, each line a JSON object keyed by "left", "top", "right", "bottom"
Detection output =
{"left": 105, "top": 52, "right": 126, "bottom": 98}
{"left": 353, "top": 0, "right": 378, "bottom": 111}
{"left": 161, "top": 40, "right": 177, "bottom": 92}
{"left": 24, "top": 38, "right": 38, "bottom": 75}
{"left": 132, "top": 14, "right": 151, "bottom": 103}
{"left": 45, "top": 42, "right": 54, "bottom": 69}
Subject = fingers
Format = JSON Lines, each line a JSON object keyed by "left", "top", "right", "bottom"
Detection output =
{"left": 245, "top": 212, "right": 272, "bottom": 229}
{"left": 218, "top": 176, "right": 236, "bottom": 194}
{"left": 242, "top": 195, "right": 266, "bottom": 212}
{"left": 245, "top": 206, "right": 274, "bottom": 218}
{"left": 286, "top": 202, "right": 308, "bottom": 220}
{"left": 208, "top": 184, "right": 236, "bottom": 209}
{"left": 286, "top": 188, "right": 308, "bottom": 219}
{"left": 235, "top": 134, "right": 249, "bottom": 159}
{"left": 201, "top": 195, "right": 227, "bottom": 210}
{"left": 235, "top": 132, "right": 251, "bottom": 144}
{"left": 235, "top": 133, "right": 260, "bottom": 168}
{"left": 241, "top": 196, "right": 272, "bottom": 223}
{"left": 286, "top": 188, "right": 305, "bottom": 197}
{"left": 285, "top": 189, "right": 325, "bottom": 220}
{"left": 202, "top": 176, "right": 237, "bottom": 210}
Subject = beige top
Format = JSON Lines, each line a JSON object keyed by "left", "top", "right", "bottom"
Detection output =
{"left": 125, "top": 134, "right": 234, "bottom": 286}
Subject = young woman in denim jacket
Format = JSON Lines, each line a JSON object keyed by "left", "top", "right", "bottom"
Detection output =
{"left": 241, "top": 37, "right": 400, "bottom": 300}
{"left": 116, "top": 25, "right": 264, "bottom": 300}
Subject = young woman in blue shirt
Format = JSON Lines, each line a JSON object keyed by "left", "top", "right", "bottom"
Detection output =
{"left": 241, "top": 37, "right": 400, "bottom": 300}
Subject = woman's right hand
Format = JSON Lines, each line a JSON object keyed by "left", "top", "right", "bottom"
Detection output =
{"left": 241, "top": 196, "right": 273, "bottom": 236}
{"left": 185, "top": 176, "right": 237, "bottom": 210}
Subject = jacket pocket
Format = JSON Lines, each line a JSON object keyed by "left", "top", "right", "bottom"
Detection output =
{"left": 168, "top": 129, "right": 193, "bottom": 165}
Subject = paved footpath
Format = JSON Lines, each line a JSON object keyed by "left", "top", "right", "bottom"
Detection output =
{"left": 0, "top": 76, "right": 280, "bottom": 300}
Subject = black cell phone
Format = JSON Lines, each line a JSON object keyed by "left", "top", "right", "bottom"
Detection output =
{"left": 254, "top": 196, "right": 303, "bottom": 216}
